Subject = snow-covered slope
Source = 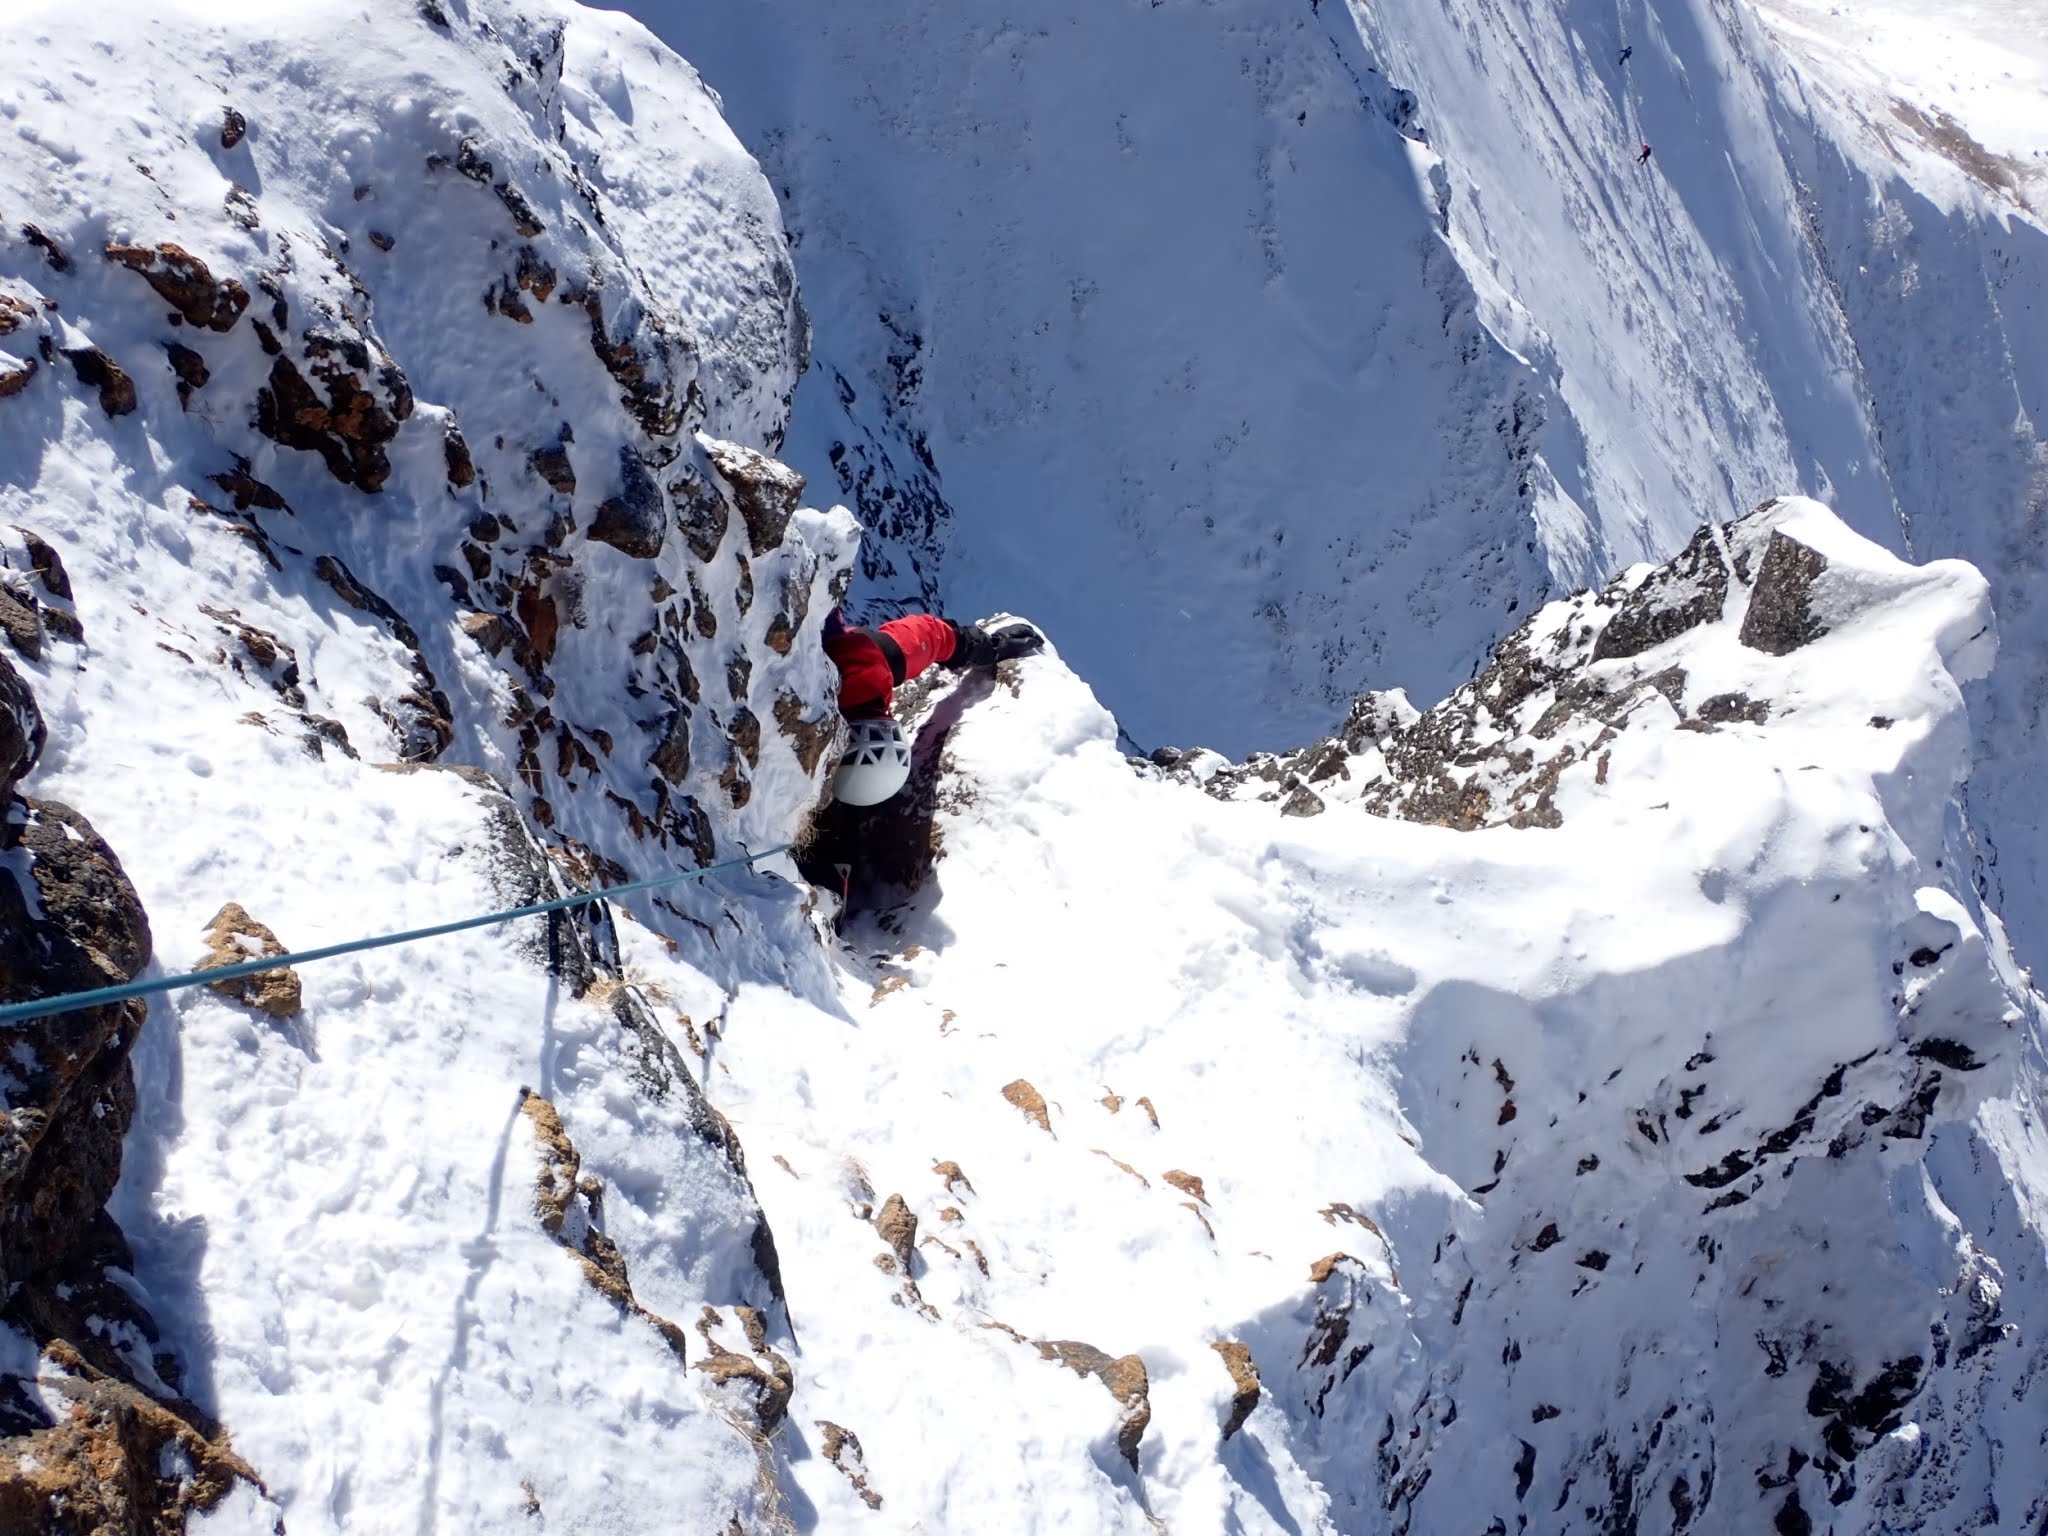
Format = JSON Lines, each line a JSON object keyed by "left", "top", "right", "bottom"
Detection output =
{"left": 719, "top": 497, "right": 2048, "bottom": 1533}
{"left": 0, "top": 0, "right": 853, "bottom": 1528}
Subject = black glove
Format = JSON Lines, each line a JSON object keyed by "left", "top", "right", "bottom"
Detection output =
{"left": 948, "top": 617, "right": 1045, "bottom": 669}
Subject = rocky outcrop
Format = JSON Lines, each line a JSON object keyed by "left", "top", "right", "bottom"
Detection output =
{"left": 817, "top": 1421, "right": 883, "bottom": 1509}
{"left": 0, "top": 655, "right": 262, "bottom": 1529}
{"left": 62, "top": 345, "right": 136, "bottom": 417}
{"left": 103, "top": 242, "right": 251, "bottom": 332}
{"left": 1157, "top": 503, "right": 1846, "bottom": 832}
{"left": 1211, "top": 1340, "right": 1261, "bottom": 1439}
{"left": 522, "top": 1092, "right": 691, "bottom": 1361}
{"left": 703, "top": 435, "right": 805, "bottom": 555}
{"left": 1002, "top": 1078, "right": 1053, "bottom": 1135}
{"left": 0, "top": 1345, "right": 259, "bottom": 1536}
{"left": 589, "top": 446, "right": 668, "bottom": 558}
{"left": 195, "top": 902, "right": 303, "bottom": 1018}
{"left": 1034, "top": 1341, "right": 1152, "bottom": 1470}
{"left": 1738, "top": 529, "right": 1830, "bottom": 655}
{"left": 256, "top": 336, "right": 414, "bottom": 494}
{"left": 694, "top": 1304, "right": 794, "bottom": 1438}
{"left": 311, "top": 556, "right": 452, "bottom": 761}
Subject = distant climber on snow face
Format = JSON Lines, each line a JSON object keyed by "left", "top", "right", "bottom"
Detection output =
{"left": 823, "top": 608, "right": 1045, "bottom": 806}
{"left": 1636, "top": 140, "right": 1653, "bottom": 165}
{"left": 1617, "top": 44, "right": 1632, "bottom": 65}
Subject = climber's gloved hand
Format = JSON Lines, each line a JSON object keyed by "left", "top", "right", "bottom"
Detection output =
{"left": 948, "top": 617, "right": 1045, "bottom": 669}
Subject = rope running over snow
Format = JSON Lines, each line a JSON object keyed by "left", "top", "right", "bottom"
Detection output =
{"left": 0, "top": 842, "right": 794, "bottom": 1026}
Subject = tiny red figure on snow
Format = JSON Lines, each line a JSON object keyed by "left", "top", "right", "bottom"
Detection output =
{"left": 1636, "top": 140, "right": 1654, "bottom": 165}
{"left": 823, "top": 609, "right": 1045, "bottom": 805}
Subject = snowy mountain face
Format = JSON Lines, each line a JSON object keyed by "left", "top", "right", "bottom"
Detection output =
{"left": 0, "top": 2, "right": 2045, "bottom": 1536}
{"left": 651, "top": 0, "right": 2048, "bottom": 950}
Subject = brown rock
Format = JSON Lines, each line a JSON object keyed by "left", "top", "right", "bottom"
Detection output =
{"left": 701, "top": 436, "right": 804, "bottom": 555}
{"left": 1002, "top": 1078, "right": 1052, "bottom": 1135}
{"left": 0, "top": 357, "right": 37, "bottom": 399}
{"left": 1211, "top": 1340, "right": 1261, "bottom": 1439}
{"left": 934, "top": 1160, "right": 974, "bottom": 1195}
{"left": 522, "top": 1094, "right": 692, "bottom": 1364}
{"left": 220, "top": 107, "right": 247, "bottom": 149}
{"left": 693, "top": 1305, "right": 794, "bottom": 1436}
{"left": 773, "top": 691, "right": 837, "bottom": 776}
{"left": 515, "top": 582, "right": 558, "bottom": 665}
{"left": 1035, "top": 1341, "right": 1151, "bottom": 1469}
{"left": 0, "top": 293, "right": 37, "bottom": 336}
{"left": 874, "top": 1194, "right": 917, "bottom": 1270}
{"left": 0, "top": 1357, "right": 262, "bottom": 1534}
{"left": 1163, "top": 1169, "right": 1207, "bottom": 1204}
{"left": 104, "top": 242, "right": 251, "bottom": 331}
{"left": 649, "top": 707, "right": 692, "bottom": 786}
{"left": 165, "top": 341, "right": 209, "bottom": 405}
{"left": 0, "top": 587, "right": 41, "bottom": 659}
{"left": 444, "top": 423, "right": 475, "bottom": 488}
{"left": 196, "top": 903, "right": 302, "bottom": 1017}
{"left": 530, "top": 442, "right": 576, "bottom": 495}
{"left": 1307, "top": 1252, "right": 1355, "bottom": 1285}
{"left": 1092, "top": 1149, "right": 1148, "bottom": 1187}
{"left": 21, "top": 224, "right": 71, "bottom": 272}
{"left": 817, "top": 1421, "right": 883, "bottom": 1509}
{"left": 255, "top": 345, "right": 411, "bottom": 494}
{"left": 459, "top": 610, "right": 508, "bottom": 654}
{"left": 62, "top": 347, "right": 136, "bottom": 416}
{"left": 589, "top": 448, "right": 668, "bottom": 560}
{"left": 1136, "top": 1095, "right": 1160, "bottom": 1129}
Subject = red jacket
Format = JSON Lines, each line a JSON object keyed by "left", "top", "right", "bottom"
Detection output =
{"left": 826, "top": 614, "right": 957, "bottom": 719}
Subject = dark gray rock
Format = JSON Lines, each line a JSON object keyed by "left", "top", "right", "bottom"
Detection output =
{"left": 0, "top": 650, "right": 46, "bottom": 814}
{"left": 703, "top": 437, "right": 803, "bottom": 556}
{"left": 589, "top": 447, "right": 668, "bottom": 559}
{"left": 1592, "top": 524, "right": 1731, "bottom": 662}
{"left": 1739, "top": 531, "right": 1831, "bottom": 656}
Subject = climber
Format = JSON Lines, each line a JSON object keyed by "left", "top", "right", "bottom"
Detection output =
{"left": 1636, "top": 140, "right": 1653, "bottom": 165}
{"left": 824, "top": 608, "right": 1045, "bottom": 806}
{"left": 1617, "top": 44, "right": 1632, "bottom": 65}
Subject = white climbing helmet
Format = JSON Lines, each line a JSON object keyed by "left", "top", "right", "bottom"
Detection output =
{"left": 833, "top": 717, "right": 912, "bottom": 806}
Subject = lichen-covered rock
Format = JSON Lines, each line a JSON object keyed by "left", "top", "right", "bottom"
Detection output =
{"left": 0, "top": 1348, "right": 260, "bottom": 1536}
{"left": 195, "top": 903, "right": 303, "bottom": 1018}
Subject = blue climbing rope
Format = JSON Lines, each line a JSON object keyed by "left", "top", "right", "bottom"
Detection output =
{"left": 0, "top": 843, "right": 794, "bottom": 1026}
